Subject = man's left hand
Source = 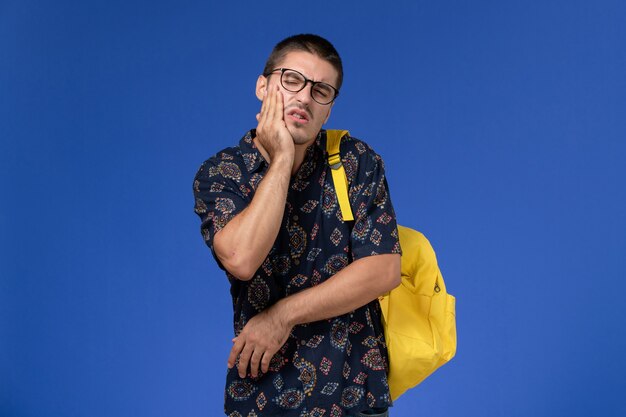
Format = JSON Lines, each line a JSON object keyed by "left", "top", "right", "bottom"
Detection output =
{"left": 227, "top": 304, "right": 292, "bottom": 378}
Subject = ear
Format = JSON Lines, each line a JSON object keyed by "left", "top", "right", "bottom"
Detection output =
{"left": 255, "top": 75, "right": 267, "bottom": 101}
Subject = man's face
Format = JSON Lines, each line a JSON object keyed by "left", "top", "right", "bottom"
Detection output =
{"left": 257, "top": 51, "right": 339, "bottom": 146}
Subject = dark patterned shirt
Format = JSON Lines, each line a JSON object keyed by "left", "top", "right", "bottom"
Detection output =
{"left": 193, "top": 129, "right": 401, "bottom": 417}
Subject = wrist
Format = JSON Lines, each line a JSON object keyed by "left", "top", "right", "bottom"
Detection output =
{"left": 269, "top": 152, "right": 294, "bottom": 169}
{"left": 273, "top": 297, "right": 298, "bottom": 328}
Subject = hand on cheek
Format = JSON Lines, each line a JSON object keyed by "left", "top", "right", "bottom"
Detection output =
{"left": 255, "top": 86, "right": 294, "bottom": 162}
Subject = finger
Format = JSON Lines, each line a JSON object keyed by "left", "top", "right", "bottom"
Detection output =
{"left": 258, "top": 85, "right": 275, "bottom": 127}
{"left": 227, "top": 337, "right": 244, "bottom": 369}
{"left": 263, "top": 85, "right": 276, "bottom": 120}
{"left": 237, "top": 345, "right": 254, "bottom": 378}
{"left": 249, "top": 349, "right": 263, "bottom": 378}
{"left": 260, "top": 350, "right": 273, "bottom": 374}
{"left": 260, "top": 84, "right": 271, "bottom": 110}
{"left": 271, "top": 85, "right": 284, "bottom": 123}
{"left": 257, "top": 87, "right": 271, "bottom": 124}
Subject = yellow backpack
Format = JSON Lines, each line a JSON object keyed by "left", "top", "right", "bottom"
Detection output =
{"left": 326, "top": 130, "right": 457, "bottom": 401}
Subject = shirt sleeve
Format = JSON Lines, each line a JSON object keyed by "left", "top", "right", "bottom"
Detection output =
{"left": 347, "top": 143, "right": 402, "bottom": 260}
{"left": 193, "top": 155, "right": 249, "bottom": 267}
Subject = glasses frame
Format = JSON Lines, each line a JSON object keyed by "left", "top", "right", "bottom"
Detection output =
{"left": 264, "top": 68, "right": 339, "bottom": 105}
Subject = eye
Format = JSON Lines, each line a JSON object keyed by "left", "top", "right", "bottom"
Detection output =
{"left": 314, "top": 85, "right": 332, "bottom": 98}
{"left": 283, "top": 78, "right": 301, "bottom": 86}
{"left": 282, "top": 72, "right": 304, "bottom": 86}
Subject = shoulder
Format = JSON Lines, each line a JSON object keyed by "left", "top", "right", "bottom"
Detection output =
{"left": 337, "top": 134, "right": 386, "bottom": 181}
{"left": 194, "top": 130, "right": 260, "bottom": 182}
{"left": 194, "top": 144, "right": 243, "bottom": 181}
{"left": 341, "top": 134, "right": 384, "bottom": 162}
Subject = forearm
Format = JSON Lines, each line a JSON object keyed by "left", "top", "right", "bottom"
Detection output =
{"left": 213, "top": 154, "right": 293, "bottom": 280}
{"left": 275, "top": 253, "right": 401, "bottom": 326}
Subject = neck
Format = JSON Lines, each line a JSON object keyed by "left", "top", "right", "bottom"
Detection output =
{"left": 253, "top": 137, "right": 315, "bottom": 176}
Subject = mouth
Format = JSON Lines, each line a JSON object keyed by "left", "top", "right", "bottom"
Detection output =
{"left": 286, "top": 108, "right": 310, "bottom": 124}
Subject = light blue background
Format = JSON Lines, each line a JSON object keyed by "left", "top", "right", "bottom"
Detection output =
{"left": 2, "top": 1, "right": 625, "bottom": 416}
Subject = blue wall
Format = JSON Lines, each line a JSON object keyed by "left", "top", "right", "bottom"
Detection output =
{"left": 2, "top": 1, "right": 625, "bottom": 416}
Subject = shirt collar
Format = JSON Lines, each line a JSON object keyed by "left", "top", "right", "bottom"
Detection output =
{"left": 239, "top": 129, "right": 266, "bottom": 173}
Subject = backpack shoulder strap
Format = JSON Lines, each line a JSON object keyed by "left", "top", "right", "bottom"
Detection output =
{"left": 325, "top": 130, "right": 354, "bottom": 221}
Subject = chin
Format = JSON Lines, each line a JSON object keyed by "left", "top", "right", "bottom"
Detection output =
{"left": 288, "top": 126, "right": 318, "bottom": 146}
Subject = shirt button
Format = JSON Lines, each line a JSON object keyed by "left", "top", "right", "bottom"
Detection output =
{"left": 293, "top": 215, "right": 299, "bottom": 221}
{"left": 300, "top": 340, "right": 306, "bottom": 346}
{"left": 294, "top": 259, "right": 300, "bottom": 265}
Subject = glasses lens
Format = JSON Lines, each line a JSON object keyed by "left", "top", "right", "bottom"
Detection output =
{"left": 281, "top": 70, "right": 305, "bottom": 92}
{"left": 279, "top": 69, "right": 337, "bottom": 104}
{"left": 312, "top": 83, "right": 335, "bottom": 104}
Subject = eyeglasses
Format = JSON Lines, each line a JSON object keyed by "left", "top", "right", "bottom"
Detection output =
{"left": 264, "top": 68, "right": 339, "bottom": 105}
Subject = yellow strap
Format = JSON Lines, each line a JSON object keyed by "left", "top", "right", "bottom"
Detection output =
{"left": 326, "top": 130, "right": 354, "bottom": 221}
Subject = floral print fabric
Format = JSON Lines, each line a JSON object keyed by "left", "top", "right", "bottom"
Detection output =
{"left": 193, "top": 130, "right": 401, "bottom": 416}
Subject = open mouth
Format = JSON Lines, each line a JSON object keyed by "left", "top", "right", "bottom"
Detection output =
{"left": 287, "top": 108, "right": 310, "bottom": 124}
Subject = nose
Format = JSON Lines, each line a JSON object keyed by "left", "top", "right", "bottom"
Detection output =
{"left": 294, "top": 82, "right": 313, "bottom": 104}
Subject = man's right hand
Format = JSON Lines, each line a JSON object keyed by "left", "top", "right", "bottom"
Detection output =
{"left": 255, "top": 85, "right": 294, "bottom": 163}
{"left": 212, "top": 87, "right": 295, "bottom": 281}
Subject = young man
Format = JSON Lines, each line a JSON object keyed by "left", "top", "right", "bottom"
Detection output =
{"left": 193, "top": 34, "right": 401, "bottom": 417}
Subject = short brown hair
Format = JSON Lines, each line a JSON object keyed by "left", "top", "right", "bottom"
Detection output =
{"left": 263, "top": 34, "right": 343, "bottom": 90}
